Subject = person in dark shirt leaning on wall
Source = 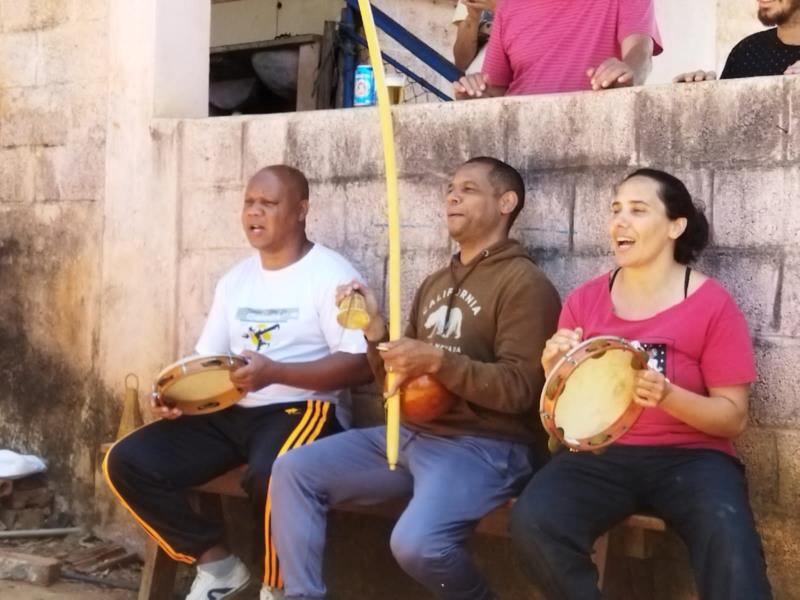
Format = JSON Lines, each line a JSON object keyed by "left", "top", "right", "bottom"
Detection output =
{"left": 675, "top": 0, "right": 800, "bottom": 82}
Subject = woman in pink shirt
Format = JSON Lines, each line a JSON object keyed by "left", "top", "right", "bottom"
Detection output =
{"left": 510, "top": 169, "right": 772, "bottom": 599}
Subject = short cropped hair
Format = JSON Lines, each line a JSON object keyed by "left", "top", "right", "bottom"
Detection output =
{"left": 253, "top": 165, "right": 310, "bottom": 202}
{"left": 463, "top": 157, "right": 525, "bottom": 229}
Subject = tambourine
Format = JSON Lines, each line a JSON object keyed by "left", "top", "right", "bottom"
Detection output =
{"left": 540, "top": 336, "right": 650, "bottom": 452}
{"left": 154, "top": 354, "right": 248, "bottom": 416}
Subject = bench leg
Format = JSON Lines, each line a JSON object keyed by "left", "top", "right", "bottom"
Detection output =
{"left": 139, "top": 539, "right": 178, "bottom": 600}
{"left": 591, "top": 532, "right": 610, "bottom": 592}
{"left": 622, "top": 527, "right": 658, "bottom": 599}
{"left": 622, "top": 526, "right": 654, "bottom": 560}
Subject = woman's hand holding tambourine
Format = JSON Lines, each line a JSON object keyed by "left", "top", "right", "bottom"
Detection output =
{"left": 541, "top": 328, "right": 583, "bottom": 376}
{"left": 633, "top": 369, "right": 672, "bottom": 408}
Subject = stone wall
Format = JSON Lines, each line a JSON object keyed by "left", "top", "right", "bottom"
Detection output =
{"left": 147, "top": 76, "right": 800, "bottom": 597}
{"left": 0, "top": 1, "right": 116, "bottom": 511}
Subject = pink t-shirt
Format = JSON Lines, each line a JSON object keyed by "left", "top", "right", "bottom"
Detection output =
{"left": 558, "top": 273, "right": 757, "bottom": 455}
{"left": 483, "top": 0, "right": 662, "bottom": 96}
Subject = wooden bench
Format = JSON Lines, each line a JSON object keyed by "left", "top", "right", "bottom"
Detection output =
{"left": 138, "top": 466, "right": 667, "bottom": 600}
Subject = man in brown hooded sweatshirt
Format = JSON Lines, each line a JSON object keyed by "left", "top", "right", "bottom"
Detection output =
{"left": 269, "top": 157, "right": 561, "bottom": 600}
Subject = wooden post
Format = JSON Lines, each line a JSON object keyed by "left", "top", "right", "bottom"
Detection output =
{"left": 316, "top": 21, "right": 338, "bottom": 110}
{"left": 296, "top": 41, "right": 322, "bottom": 111}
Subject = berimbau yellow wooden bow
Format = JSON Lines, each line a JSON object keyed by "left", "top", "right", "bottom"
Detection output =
{"left": 355, "top": 0, "right": 401, "bottom": 470}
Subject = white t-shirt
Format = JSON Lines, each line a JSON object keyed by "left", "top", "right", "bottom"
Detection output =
{"left": 195, "top": 244, "right": 367, "bottom": 417}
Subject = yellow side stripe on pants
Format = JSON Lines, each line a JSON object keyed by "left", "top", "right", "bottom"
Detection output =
{"left": 265, "top": 400, "right": 320, "bottom": 585}
{"left": 102, "top": 432, "right": 196, "bottom": 565}
{"left": 263, "top": 400, "right": 331, "bottom": 587}
{"left": 275, "top": 401, "right": 331, "bottom": 588}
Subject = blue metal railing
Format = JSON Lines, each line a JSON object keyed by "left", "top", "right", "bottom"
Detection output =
{"left": 340, "top": 1, "right": 464, "bottom": 106}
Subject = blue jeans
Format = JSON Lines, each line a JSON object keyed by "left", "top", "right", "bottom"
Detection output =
{"left": 270, "top": 426, "right": 536, "bottom": 600}
{"left": 510, "top": 445, "right": 772, "bottom": 600}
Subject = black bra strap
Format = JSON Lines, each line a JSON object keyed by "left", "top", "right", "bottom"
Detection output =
{"left": 608, "top": 268, "right": 622, "bottom": 292}
{"left": 610, "top": 266, "right": 691, "bottom": 298}
{"left": 684, "top": 266, "right": 692, "bottom": 299}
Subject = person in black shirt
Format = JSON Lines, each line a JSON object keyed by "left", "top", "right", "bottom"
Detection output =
{"left": 674, "top": 0, "right": 800, "bottom": 82}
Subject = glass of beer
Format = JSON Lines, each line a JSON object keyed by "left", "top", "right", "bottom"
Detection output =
{"left": 385, "top": 73, "right": 406, "bottom": 105}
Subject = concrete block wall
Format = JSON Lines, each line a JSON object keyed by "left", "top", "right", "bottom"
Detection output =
{"left": 157, "top": 75, "right": 800, "bottom": 597}
{"left": 0, "top": 0, "right": 115, "bottom": 509}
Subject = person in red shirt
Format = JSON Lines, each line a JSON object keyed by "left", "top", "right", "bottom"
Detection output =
{"left": 453, "top": 0, "right": 662, "bottom": 99}
{"left": 510, "top": 169, "right": 772, "bottom": 599}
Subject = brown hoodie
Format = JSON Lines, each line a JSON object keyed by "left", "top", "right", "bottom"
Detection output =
{"left": 368, "top": 239, "right": 561, "bottom": 445}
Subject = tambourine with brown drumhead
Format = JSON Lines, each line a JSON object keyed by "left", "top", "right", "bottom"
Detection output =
{"left": 154, "top": 354, "right": 248, "bottom": 416}
{"left": 540, "top": 336, "right": 650, "bottom": 452}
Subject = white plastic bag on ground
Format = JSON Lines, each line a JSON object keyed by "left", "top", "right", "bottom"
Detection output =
{"left": 0, "top": 450, "right": 46, "bottom": 479}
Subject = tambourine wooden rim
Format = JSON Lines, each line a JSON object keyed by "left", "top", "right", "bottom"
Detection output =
{"left": 154, "top": 354, "right": 248, "bottom": 416}
{"left": 539, "top": 336, "right": 649, "bottom": 452}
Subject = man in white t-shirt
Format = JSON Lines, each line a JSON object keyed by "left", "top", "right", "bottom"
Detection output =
{"left": 452, "top": 0, "right": 496, "bottom": 73}
{"left": 103, "top": 165, "right": 372, "bottom": 600}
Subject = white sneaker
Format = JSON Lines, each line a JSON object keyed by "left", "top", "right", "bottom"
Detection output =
{"left": 185, "top": 557, "right": 251, "bottom": 600}
{"left": 259, "top": 586, "right": 274, "bottom": 600}
{"left": 258, "top": 585, "right": 284, "bottom": 600}
{"left": 259, "top": 586, "right": 285, "bottom": 600}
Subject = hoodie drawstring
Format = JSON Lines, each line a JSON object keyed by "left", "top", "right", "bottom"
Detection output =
{"left": 443, "top": 248, "right": 490, "bottom": 331}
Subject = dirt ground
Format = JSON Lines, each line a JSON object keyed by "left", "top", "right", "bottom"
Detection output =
{"left": 0, "top": 534, "right": 143, "bottom": 599}
{"left": 0, "top": 579, "right": 136, "bottom": 599}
